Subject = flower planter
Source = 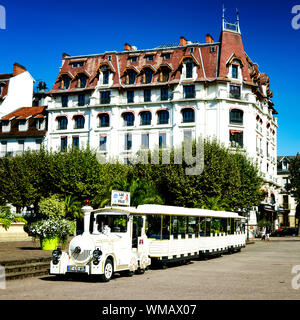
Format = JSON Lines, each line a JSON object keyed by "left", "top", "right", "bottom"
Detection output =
{"left": 0, "top": 222, "right": 31, "bottom": 242}
{"left": 40, "top": 236, "right": 60, "bottom": 251}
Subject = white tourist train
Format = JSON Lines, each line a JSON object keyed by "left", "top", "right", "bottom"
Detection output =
{"left": 50, "top": 203, "right": 246, "bottom": 281}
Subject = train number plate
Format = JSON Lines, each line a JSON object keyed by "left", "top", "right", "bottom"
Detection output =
{"left": 67, "top": 266, "right": 86, "bottom": 272}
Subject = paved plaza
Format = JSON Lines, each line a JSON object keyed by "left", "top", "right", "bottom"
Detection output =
{"left": 0, "top": 238, "right": 300, "bottom": 300}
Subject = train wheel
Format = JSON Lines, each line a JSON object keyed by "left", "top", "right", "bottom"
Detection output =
{"left": 123, "top": 270, "right": 134, "bottom": 277}
{"left": 101, "top": 259, "right": 113, "bottom": 282}
{"left": 136, "top": 268, "right": 145, "bottom": 275}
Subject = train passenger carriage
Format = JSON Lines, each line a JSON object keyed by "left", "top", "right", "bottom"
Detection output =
{"left": 50, "top": 204, "right": 246, "bottom": 282}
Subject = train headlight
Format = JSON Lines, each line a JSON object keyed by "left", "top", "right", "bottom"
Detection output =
{"left": 52, "top": 249, "right": 62, "bottom": 258}
{"left": 52, "top": 249, "right": 62, "bottom": 265}
{"left": 93, "top": 249, "right": 102, "bottom": 265}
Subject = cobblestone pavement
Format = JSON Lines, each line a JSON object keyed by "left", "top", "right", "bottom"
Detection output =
{"left": 1, "top": 239, "right": 300, "bottom": 300}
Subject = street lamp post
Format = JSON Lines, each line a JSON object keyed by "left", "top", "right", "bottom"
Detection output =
{"left": 246, "top": 211, "right": 250, "bottom": 241}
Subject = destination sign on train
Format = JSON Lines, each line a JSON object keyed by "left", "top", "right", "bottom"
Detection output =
{"left": 111, "top": 190, "right": 130, "bottom": 206}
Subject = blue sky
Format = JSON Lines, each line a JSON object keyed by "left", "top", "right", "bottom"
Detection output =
{"left": 0, "top": 0, "right": 299, "bottom": 156}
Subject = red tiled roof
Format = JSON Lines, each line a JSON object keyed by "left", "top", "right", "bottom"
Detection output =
{"left": 1, "top": 106, "right": 46, "bottom": 121}
{"left": 49, "top": 29, "right": 274, "bottom": 107}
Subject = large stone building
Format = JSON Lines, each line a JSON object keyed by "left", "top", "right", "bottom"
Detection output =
{"left": 46, "top": 14, "right": 280, "bottom": 230}
{"left": 0, "top": 14, "right": 282, "bottom": 231}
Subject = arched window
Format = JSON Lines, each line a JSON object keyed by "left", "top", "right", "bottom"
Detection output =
{"left": 57, "top": 116, "right": 68, "bottom": 130}
{"left": 98, "top": 113, "right": 110, "bottom": 128}
{"left": 182, "top": 108, "right": 195, "bottom": 123}
{"left": 123, "top": 112, "right": 135, "bottom": 126}
{"left": 230, "top": 109, "right": 243, "bottom": 125}
{"left": 140, "top": 111, "right": 152, "bottom": 126}
{"left": 157, "top": 110, "right": 169, "bottom": 125}
{"left": 74, "top": 115, "right": 85, "bottom": 129}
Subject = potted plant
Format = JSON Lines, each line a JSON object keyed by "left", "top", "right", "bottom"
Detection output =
{"left": 0, "top": 207, "right": 29, "bottom": 241}
{"left": 0, "top": 210, "right": 28, "bottom": 230}
{"left": 28, "top": 218, "right": 72, "bottom": 250}
{"left": 27, "top": 195, "right": 72, "bottom": 250}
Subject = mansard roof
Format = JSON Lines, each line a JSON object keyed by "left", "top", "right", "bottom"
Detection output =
{"left": 49, "top": 25, "right": 275, "bottom": 109}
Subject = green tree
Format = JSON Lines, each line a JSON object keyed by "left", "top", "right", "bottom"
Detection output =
{"left": 133, "top": 138, "right": 263, "bottom": 213}
{"left": 38, "top": 195, "right": 66, "bottom": 218}
{"left": 288, "top": 153, "right": 300, "bottom": 232}
{"left": 62, "top": 195, "right": 83, "bottom": 220}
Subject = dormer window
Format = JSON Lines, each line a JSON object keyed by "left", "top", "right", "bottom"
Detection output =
{"left": 103, "top": 70, "right": 109, "bottom": 85}
{"left": 77, "top": 74, "right": 88, "bottom": 88}
{"left": 72, "top": 61, "right": 85, "bottom": 68}
{"left": 228, "top": 57, "right": 243, "bottom": 80}
{"left": 131, "top": 56, "right": 138, "bottom": 63}
{"left": 100, "top": 65, "right": 110, "bottom": 85}
{"left": 140, "top": 67, "right": 154, "bottom": 84}
{"left": 36, "top": 119, "right": 45, "bottom": 131}
{"left": 60, "top": 75, "right": 71, "bottom": 90}
{"left": 124, "top": 69, "right": 137, "bottom": 85}
{"left": 146, "top": 55, "right": 154, "bottom": 62}
{"left": 186, "top": 61, "right": 193, "bottom": 79}
{"left": 158, "top": 66, "right": 170, "bottom": 82}
{"left": 163, "top": 53, "right": 171, "bottom": 60}
{"left": 232, "top": 65, "right": 238, "bottom": 79}
{"left": 1, "top": 120, "right": 10, "bottom": 133}
{"left": 18, "top": 119, "right": 27, "bottom": 132}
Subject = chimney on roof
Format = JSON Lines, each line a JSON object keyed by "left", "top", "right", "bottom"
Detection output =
{"left": 206, "top": 34, "right": 214, "bottom": 44}
{"left": 13, "top": 63, "right": 27, "bottom": 77}
{"left": 180, "top": 36, "right": 187, "bottom": 46}
{"left": 124, "top": 43, "right": 132, "bottom": 51}
{"left": 61, "top": 53, "right": 70, "bottom": 68}
{"left": 62, "top": 53, "right": 70, "bottom": 60}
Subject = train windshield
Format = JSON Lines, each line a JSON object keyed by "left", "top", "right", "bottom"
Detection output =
{"left": 95, "top": 214, "right": 128, "bottom": 233}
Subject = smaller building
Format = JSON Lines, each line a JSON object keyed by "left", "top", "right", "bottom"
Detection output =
{"left": 0, "top": 106, "right": 47, "bottom": 157}
{"left": 0, "top": 63, "right": 35, "bottom": 117}
{"left": 277, "top": 156, "right": 298, "bottom": 228}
